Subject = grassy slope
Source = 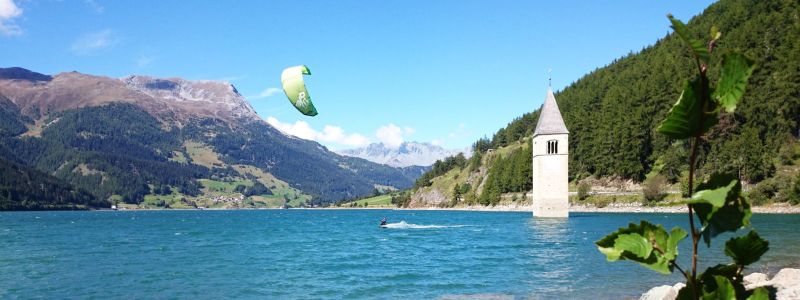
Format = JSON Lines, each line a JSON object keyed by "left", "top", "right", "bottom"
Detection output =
{"left": 184, "top": 141, "right": 225, "bottom": 168}
{"left": 342, "top": 194, "right": 393, "bottom": 207}
{"left": 131, "top": 144, "right": 313, "bottom": 209}
{"left": 413, "top": 139, "right": 528, "bottom": 205}
{"left": 231, "top": 165, "right": 311, "bottom": 207}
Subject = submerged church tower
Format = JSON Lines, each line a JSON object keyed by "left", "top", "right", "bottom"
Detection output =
{"left": 531, "top": 87, "right": 569, "bottom": 218}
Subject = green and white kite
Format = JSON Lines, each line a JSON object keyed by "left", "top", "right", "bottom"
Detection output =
{"left": 281, "top": 65, "right": 318, "bottom": 116}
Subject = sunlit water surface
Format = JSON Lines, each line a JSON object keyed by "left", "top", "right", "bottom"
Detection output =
{"left": 1, "top": 210, "right": 798, "bottom": 299}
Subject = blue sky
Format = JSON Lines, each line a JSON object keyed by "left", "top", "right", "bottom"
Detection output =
{"left": 1, "top": 0, "right": 715, "bottom": 150}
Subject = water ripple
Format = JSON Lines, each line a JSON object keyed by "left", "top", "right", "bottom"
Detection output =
{"left": 0, "top": 210, "right": 798, "bottom": 299}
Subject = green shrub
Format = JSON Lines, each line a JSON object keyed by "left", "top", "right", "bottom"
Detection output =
{"left": 791, "top": 174, "right": 800, "bottom": 205}
{"left": 642, "top": 174, "right": 668, "bottom": 203}
{"left": 748, "top": 187, "right": 771, "bottom": 206}
{"left": 678, "top": 170, "right": 699, "bottom": 198}
{"left": 594, "top": 196, "right": 612, "bottom": 208}
{"left": 750, "top": 174, "right": 798, "bottom": 205}
{"left": 577, "top": 181, "right": 591, "bottom": 201}
{"left": 779, "top": 146, "right": 795, "bottom": 166}
{"left": 464, "top": 191, "right": 478, "bottom": 206}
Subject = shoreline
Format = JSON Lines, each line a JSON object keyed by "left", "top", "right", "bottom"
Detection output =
{"left": 6, "top": 203, "right": 799, "bottom": 214}
{"left": 319, "top": 202, "right": 800, "bottom": 214}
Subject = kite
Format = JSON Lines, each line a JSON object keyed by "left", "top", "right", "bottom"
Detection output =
{"left": 281, "top": 65, "right": 318, "bottom": 116}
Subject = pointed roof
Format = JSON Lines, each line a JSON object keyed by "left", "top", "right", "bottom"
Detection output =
{"left": 533, "top": 88, "right": 569, "bottom": 136}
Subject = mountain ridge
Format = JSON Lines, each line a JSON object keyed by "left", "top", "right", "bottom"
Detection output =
{"left": 0, "top": 67, "right": 423, "bottom": 207}
{"left": 0, "top": 67, "right": 260, "bottom": 124}
{"left": 337, "top": 141, "right": 470, "bottom": 167}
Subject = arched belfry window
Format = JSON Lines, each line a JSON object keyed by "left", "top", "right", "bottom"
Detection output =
{"left": 547, "top": 140, "right": 558, "bottom": 154}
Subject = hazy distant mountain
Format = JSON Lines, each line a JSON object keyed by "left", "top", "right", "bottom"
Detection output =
{"left": 338, "top": 142, "right": 470, "bottom": 167}
{"left": 0, "top": 67, "right": 423, "bottom": 207}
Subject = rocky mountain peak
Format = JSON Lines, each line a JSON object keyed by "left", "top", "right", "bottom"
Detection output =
{"left": 0, "top": 67, "right": 260, "bottom": 123}
{"left": 120, "top": 75, "right": 258, "bottom": 121}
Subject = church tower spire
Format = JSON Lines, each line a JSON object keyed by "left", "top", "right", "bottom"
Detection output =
{"left": 533, "top": 88, "right": 569, "bottom": 136}
{"left": 531, "top": 86, "right": 569, "bottom": 218}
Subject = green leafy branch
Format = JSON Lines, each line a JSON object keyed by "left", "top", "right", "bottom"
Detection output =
{"left": 596, "top": 15, "right": 772, "bottom": 300}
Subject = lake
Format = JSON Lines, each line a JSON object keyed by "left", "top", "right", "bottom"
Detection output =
{"left": 1, "top": 210, "right": 798, "bottom": 299}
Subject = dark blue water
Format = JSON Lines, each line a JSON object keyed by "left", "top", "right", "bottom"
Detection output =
{"left": 1, "top": 210, "right": 798, "bottom": 299}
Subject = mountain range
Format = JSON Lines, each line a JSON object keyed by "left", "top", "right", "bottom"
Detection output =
{"left": 337, "top": 142, "right": 469, "bottom": 167}
{"left": 0, "top": 67, "right": 426, "bottom": 209}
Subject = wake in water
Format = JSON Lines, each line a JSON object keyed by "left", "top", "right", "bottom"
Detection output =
{"left": 381, "top": 221, "right": 467, "bottom": 229}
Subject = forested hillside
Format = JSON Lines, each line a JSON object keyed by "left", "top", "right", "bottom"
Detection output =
{"left": 412, "top": 0, "right": 800, "bottom": 206}
{"left": 559, "top": 0, "right": 798, "bottom": 182}
{"left": 0, "top": 156, "right": 104, "bottom": 210}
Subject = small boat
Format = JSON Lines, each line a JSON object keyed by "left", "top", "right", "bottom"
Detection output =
{"left": 111, "top": 205, "right": 118, "bottom": 210}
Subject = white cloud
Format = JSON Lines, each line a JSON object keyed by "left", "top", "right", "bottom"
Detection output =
{"left": 447, "top": 123, "right": 469, "bottom": 138}
{"left": 376, "top": 123, "right": 414, "bottom": 149}
{"left": 266, "top": 116, "right": 372, "bottom": 148}
{"left": 265, "top": 117, "right": 421, "bottom": 150}
{"left": 266, "top": 117, "right": 316, "bottom": 140}
{"left": 84, "top": 0, "right": 104, "bottom": 13}
{"left": 0, "top": 0, "right": 23, "bottom": 36}
{"left": 136, "top": 55, "right": 155, "bottom": 67}
{"left": 249, "top": 87, "right": 282, "bottom": 100}
{"left": 343, "top": 134, "right": 370, "bottom": 147}
{"left": 70, "top": 29, "right": 120, "bottom": 55}
{"left": 431, "top": 122, "right": 472, "bottom": 148}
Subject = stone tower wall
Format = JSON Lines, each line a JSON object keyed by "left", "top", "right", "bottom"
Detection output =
{"left": 532, "top": 133, "right": 569, "bottom": 218}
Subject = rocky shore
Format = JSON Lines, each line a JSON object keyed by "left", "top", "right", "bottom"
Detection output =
{"left": 640, "top": 268, "right": 800, "bottom": 300}
{"left": 571, "top": 202, "right": 800, "bottom": 214}
{"left": 390, "top": 202, "right": 800, "bottom": 214}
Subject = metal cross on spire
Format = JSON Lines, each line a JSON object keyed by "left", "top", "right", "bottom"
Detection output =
{"left": 547, "top": 68, "right": 552, "bottom": 87}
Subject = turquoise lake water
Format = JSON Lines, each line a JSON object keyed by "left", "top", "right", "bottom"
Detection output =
{"left": 1, "top": 210, "right": 798, "bottom": 299}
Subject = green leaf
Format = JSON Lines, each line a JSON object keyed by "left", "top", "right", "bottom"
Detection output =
{"left": 710, "top": 26, "right": 722, "bottom": 41}
{"left": 713, "top": 53, "right": 756, "bottom": 113}
{"left": 680, "top": 265, "right": 748, "bottom": 300}
{"left": 697, "top": 199, "right": 752, "bottom": 246}
{"left": 699, "top": 264, "right": 743, "bottom": 295}
{"left": 725, "top": 231, "right": 769, "bottom": 266}
{"left": 595, "top": 221, "right": 687, "bottom": 274}
{"left": 614, "top": 233, "right": 653, "bottom": 259}
{"left": 686, "top": 173, "right": 752, "bottom": 245}
{"left": 690, "top": 177, "right": 738, "bottom": 207}
{"left": 657, "top": 76, "right": 718, "bottom": 139}
{"left": 701, "top": 276, "right": 737, "bottom": 300}
{"left": 676, "top": 283, "right": 697, "bottom": 300}
{"left": 666, "top": 227, "right": 689, "bottom": 260}
{"left": 746, "top": 287, "right": 770, "bottom": 300}
{"left": 668, "top": 14, "right": 710, "bottom": 65}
